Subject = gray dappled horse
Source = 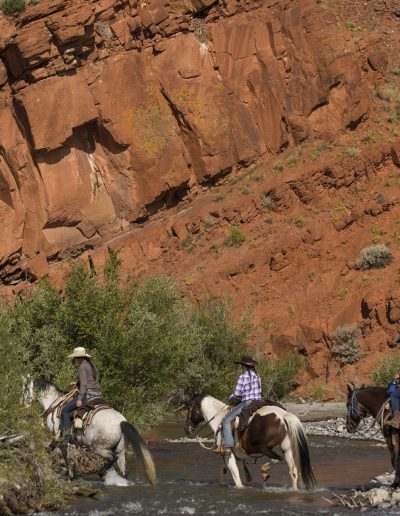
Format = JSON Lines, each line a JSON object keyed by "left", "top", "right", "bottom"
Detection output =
{"left": 185, "top": 394, "right": 316, "bottom": 489}
{"left": 31, "top": 380, "right": 156, "bottom": 484}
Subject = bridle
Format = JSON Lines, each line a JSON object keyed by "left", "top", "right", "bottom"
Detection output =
{"left": 185, "top": 398, "right": 227, "bottom": 436}
{"left": 347, "top": 389, "right": 367, "bottom": 429}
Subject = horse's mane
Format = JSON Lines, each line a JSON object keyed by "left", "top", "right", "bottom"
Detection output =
{"left": 264, "top": 398, "right": 286, "bottom": 410}
{"left": 358, "top": 385, "right": 386, "bottom": 392}
{"left": 34, "top": 379, "right": 66, "bottom": 395}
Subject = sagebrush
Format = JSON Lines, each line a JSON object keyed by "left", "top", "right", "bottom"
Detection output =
{"left": 356, "top": 244, "right": 393, "bottom": 270}
{"left": 332, "top": 325, "right": 360, "bottom": 364}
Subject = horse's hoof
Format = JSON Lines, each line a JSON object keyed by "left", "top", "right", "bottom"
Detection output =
{"left": 235, "top": 484, "right": 245, "bottom": 489}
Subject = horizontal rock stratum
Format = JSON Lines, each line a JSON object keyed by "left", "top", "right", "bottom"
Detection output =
{"left": 0, "top": 0, "right": 386, "bottom": 282}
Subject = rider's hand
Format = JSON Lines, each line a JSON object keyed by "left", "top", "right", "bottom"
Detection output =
{"left": 76, "top": 400, "right": 82, "bottom": 408}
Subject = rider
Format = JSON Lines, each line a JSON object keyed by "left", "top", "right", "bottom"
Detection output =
{"left": 60, "top": 347, "right": 102, "bottom": 443}
{"left": 388, "top": 372, "right": 400, "bottom": 423}
{"left": 214, "top": 355, "right": 262, "bottom": 456}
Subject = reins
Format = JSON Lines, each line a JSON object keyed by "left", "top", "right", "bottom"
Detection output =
{"left": 41, "top": 389, "right": 76, "bottom": 419}
{"left": 187, "top": 399, "right": 228, "bottom": 450}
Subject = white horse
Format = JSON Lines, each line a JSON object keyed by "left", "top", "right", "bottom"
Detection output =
{"left": 185, "top": 394, "right": 315, "bottom": 490}
{"left": 31, "top": 379, "right": 156, "bottom": 484}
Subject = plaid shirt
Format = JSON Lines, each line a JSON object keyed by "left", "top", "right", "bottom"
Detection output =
{"left": 231, "top": 370, "right": 262, "bottom": 401}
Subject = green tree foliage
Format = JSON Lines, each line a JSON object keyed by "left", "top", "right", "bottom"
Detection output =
{"left": 5, "top": 267, "right": 249, "bottom": 428}
{"left": 0, "top": 0, "right": 25, "bottom": 14}
{"left": 371, "top": 354, "right": 400, "bottom": 387}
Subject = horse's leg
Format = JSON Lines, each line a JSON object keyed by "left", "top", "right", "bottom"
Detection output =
{"left": 280, "top": 435, "right": 298, "bottom": 490}
{"left": 60, "top": 443, "right": 75, "bottom": 480}
{"left": 225, "top": 454, "right": 244, "bottom": 488}
{"left": 98, "top": 451, "right": 118, "bottom": 479}
{"left": 114, "top": 435, "right": 127, "bottom": 478}
{"left": 243, "top": 461, "right": 252, "bottom": 483}
{"left": 385, "top": 431, "right": 395, "bottom": 469}
{"left": 117, "top": 451, "right": 127, "bottom": 479}
{"left": 261, "top": 462, "right": 270, "bottom": 484}
{"left": 219, "top": 465, "right": 228, "bottom": 485}
{"left": 391, "top": 431, "right": 400, "bottom": 488}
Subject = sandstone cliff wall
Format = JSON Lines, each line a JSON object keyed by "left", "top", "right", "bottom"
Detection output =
{"left": 0, "top": 0, "right": 386, "bottom": 284}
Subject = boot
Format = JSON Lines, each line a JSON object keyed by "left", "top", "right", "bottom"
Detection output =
{"left": 212, "top": 445, "right": 232, "bottom": 456}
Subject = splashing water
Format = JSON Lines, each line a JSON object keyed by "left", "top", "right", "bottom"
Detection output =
{"left": 103, "top": 468, "right": 131, "bottom": 487}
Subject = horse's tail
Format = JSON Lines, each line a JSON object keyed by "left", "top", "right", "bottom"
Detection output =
{"left": 120, "top": 421, "right": 157, "bottom": 485}
{"left": 283, "top": 413, "right": 316, "bottom": 490}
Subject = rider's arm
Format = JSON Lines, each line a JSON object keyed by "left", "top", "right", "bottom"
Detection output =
{"left": 230, "top": 373, "right": 245, "bottom": 400}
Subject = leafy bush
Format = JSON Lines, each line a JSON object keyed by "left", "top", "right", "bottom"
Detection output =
{"left": 0, "top": 0, "right": 25, "bottom": 14}
{"left": 4, "top": 267, "right": 250, "bottom": 428}
{"left": 332, "top": 325, "right": 360, "bottom": 364}
{"left": 255, "top": 351, "right": 304, "bottom": 400}
{"left": 371, "top": 354, "right": 400, "bottom": 386}
{"left": 355, "top": 244, "right": 393, "bottom": 270}
{"left": 224, "top": 226, "right": 246, "bottom": 247}
{"left": 293, "top": 215, "right": 305, "bottom": 227}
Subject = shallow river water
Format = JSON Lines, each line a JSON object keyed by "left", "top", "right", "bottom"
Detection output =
{"left": 49, "top": 421, "right": 395, "bottom": 515}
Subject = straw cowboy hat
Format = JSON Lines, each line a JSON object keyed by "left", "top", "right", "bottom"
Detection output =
{"left": 68, "top": 347, "right": 92, "bottom": 359}
{"left": 234, "top": 355, "right": 258, "bottom": 367}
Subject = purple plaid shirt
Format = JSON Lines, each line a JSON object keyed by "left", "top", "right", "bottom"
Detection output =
{"left": 231, "top": 370, "right": 262, "bottom": 401}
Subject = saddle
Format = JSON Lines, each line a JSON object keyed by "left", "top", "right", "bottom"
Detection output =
{"left": 238, "top": 399, "right": 285, "bottom": 432}
{"left": 72, "top": 397, "right": 111, "bottom": 432}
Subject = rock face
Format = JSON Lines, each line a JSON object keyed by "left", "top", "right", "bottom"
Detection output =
{"left": 0, "top": 0, "right": 386, "bottom": 282}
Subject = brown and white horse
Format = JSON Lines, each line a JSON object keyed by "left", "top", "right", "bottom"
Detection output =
{"left": 185, "top": 394, "right": 316, "bottom": 490}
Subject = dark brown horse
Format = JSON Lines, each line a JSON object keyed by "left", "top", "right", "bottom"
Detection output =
{"left": 346, "top": 385, "right": 400, "bottom": 487}
{"left": 185, "top": 394, "right": 316, "bottom": 489}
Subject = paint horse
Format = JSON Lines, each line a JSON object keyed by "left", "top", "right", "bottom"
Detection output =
{"left": 346, "top": 384, "right": 400, "bottom": 488}
{"left": 185, "top": 394, "right": 316, "bottom": 490}
{"left": 31, "top": 380, "right": 156, "bottom": 484}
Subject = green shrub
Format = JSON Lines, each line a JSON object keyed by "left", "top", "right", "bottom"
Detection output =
{"left": 293, "top": 215, "right": 305, "bottom": 227}
{"left": 371, "top": 354, "right": 400, "bottom": 386}
{"left": 224, "top": 226, "right": 246, "bottom": 247}
{"left": 0, "top": 0, "right": 25, "bottom": 14}
{"left": 4, "top": 266, "right": 251, "bottom": 428}
{"left": 256, "top": 351, "right": 304, "bottom": 400}
{"left": 332, "top": 324, "right": 360, "bottom": 364}
{"left": 355, "top": 244, "right": 393, "bottom": 270}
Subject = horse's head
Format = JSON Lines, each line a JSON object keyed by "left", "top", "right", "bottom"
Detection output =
{"left": 184, "top": 394, "right": 205, "bottom": 435}
{"left": 345, "top": 384, "right": 367, "bottom": 433}
{"left": 23, "top": 378, "right": 64, "bottom": 407}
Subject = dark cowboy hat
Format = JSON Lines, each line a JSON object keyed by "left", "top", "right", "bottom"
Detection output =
{"left": 235, "top": 355, "right": 258, "bottom": 367}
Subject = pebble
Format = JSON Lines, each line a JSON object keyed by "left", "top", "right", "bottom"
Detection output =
{"left": 304, "top": 417, "right": 384, "bottom": 442}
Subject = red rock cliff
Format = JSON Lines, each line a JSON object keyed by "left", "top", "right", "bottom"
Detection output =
{"left": 0, "top": 0, "right": 386, "bottom": 283}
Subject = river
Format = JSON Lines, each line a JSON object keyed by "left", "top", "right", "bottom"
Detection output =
{"left": 45, "top": 421, "right": 394, "bottom": 515}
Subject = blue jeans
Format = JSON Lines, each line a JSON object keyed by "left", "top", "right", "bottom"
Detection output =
{"left": 391, "top": 388, "right": 400, "bottom": 412}
{"left": 222, "top": 400, "right": 253, "bottom": 448}
{"left": 60, "top": 392, "right": 101, "bottom": 433}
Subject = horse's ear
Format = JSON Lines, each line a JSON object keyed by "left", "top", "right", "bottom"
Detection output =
{"left": 347, "top": 384, "right": 353, "bottom": 394}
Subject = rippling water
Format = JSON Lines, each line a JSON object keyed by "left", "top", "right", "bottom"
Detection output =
{"left": 44, "top": 421, "right": 395, "bottom": 515}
